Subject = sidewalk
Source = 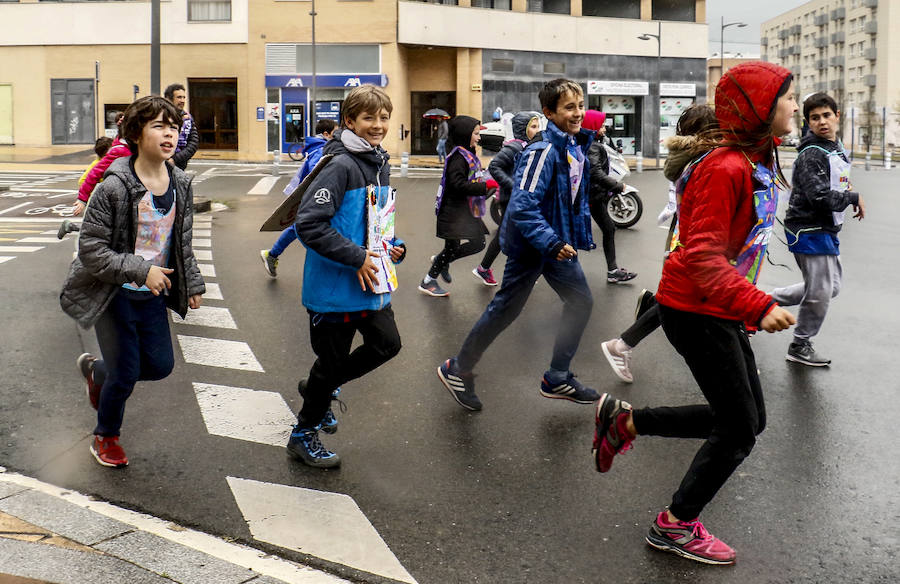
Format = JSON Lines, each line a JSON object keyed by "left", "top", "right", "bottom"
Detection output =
{"left": 0, "top": 468, "right": 350, "bottom": 584}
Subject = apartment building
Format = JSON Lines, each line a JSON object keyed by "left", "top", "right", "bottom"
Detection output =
{"left": 0, "top": 0, "right": 708, "bottom": 159}
{"left": 762, "top": 0, "right": 899, "bottom": 151}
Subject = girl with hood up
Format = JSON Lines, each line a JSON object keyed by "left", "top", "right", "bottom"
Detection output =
{"left": 591, "top": 62, "right": 798, "bottom": 565}
{"left": 475, "top": 111, "right": 542, "bottom": 286}
{"left": 419, "top": 115, "right": 498, "bottom": 297}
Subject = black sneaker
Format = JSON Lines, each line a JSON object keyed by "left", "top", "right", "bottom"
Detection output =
{"left": 607, "top": 267, "right": 637, "bottom": 284}
{"left": 287, "top": 426, "right": 341, "bottom": 468}
{"left": 540, "top": 372, "right": 601, "bottom": 404}
{"left": 437, "top": 358, "right": 482, "bottom": 411}
{"left": 634, "top": 289, "right": 655, "bottom": 320}
{"left": 786, "top": 342, "right": 831, "bottom": 367}
{"left": 297, "top": 380, "right": 342, "bottom": 434}
{"left": 418, "top": 278, "right": 449, "bottom": 297}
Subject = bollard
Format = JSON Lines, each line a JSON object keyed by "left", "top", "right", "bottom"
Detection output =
{"left": 400, "top": 151, "right": 409, "bottom": 178}
{"left": 272, "top": 150, "right": 281, "bottom": 176}
{"left": 865, "top": 152, "right": 871, "bottom": 171}
{"left": 885, "top": 151, "right": 892, "bottom": 170}
{"left": 635, "top": 151, "right": 643, "bottom": 173}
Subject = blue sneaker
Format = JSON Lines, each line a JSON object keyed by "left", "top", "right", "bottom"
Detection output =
{"left": 540, "top": 372, "right": 601, "bottom": 404}
{"left": 437, "top": 358, "right": 482, "bottom": 411}
{"left": 287, "top": 426, "right": 341, "bottom": 468}
{"left": 298, "top": 380, "right": 342, "bottom": 434}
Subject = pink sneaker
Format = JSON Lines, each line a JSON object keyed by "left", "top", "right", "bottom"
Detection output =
{"left": 646, "top": 511, "right": 736, "bottom": 565}
{"left": 472, "top": 265, "right": 498, "bottom": 286}
{"left": 592, "top": 393, "right": 634, "bottom": 473}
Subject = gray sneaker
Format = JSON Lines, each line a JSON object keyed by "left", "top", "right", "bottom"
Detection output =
{"left": 786, "top": 342, "right": 831, "bottom": 367}
{"left": 601, "top": 339, "right": 634, "bottom": 383}
{"left": 260, "top": 250, "right": 278, "bottom": 278}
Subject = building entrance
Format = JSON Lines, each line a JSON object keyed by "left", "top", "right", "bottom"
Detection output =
{"left": 189, "top": 78, "right": 238, "bottom": 150}
{"left": 411, "top": 91, "right": 455, "bottom": 156}
{"left": 50, "top": 79, "right": 95, "bottom": 145}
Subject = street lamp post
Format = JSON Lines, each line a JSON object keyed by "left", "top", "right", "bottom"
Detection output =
{"left": 638, "top": 21, "right": 662, "bottom": 169}
{"left": 309, "top": 0, "right": 317, "bottom": 139}
{"left": 720, "top": 17, "right": 748, "bottom": 79}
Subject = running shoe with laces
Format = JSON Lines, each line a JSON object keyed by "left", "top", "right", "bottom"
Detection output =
{"left": 540, "top": 372, "right": 601, "bottom": 403}
{"left": 607, "top": 267, "right": 637, "bottom": 284}
{"left": 90, "top": 435, "right": 128, "bottom": 468}
{"left": 601, "top": 339, "right": 634, "bottom": 383}
{"left": 786, "top": 341, "right": 831, "bottom": 367}
{"left": 646, "top": 511, "right": 736, "bottom": 565}
{"left": 418, "top": 278, "right": 449, "bottom": 297}
{"left": 260, "top": 249, "right": 278, "bottom": 278}
{"left": 634, "top": 289, "right": 655, "bottom": 320}
{"left": 297, "top": 380, "right": 342, "bottom": 434}
{"left": 287, "top": 426, "right": 341, "bottom": 468}
{"left": 592, "top": 393, "right": 634, "bottom": 472}
{"left": 437, "top": 358, "right": 482, "bottom": 411}
{"left": 77, "top": 353, "right": 102, "bottom": 410}
{"left": 472, "top": 265, "right": 498, "bottom": 286}
{"left": 430, "top": 255, "right": 452, "bottom": 284}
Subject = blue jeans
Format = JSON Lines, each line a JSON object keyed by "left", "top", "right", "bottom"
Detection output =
{"left": 436, "top": 138, "right": 447, "bottom": 162}
{"left": 270, "top": 226, "right": 298, "bottom": 258}
{"left": 456, "top": 246, "right": 593, "bottom": 374}
{"left": 92, "top": 291, "right": 174, "bottom": 437}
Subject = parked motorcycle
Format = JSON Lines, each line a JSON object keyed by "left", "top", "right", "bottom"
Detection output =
{"left": 604, "top": 144, "right": 643, "bottom": 229}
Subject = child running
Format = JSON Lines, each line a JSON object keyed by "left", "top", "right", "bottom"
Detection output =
{"left": 437, "top": 78, "right": 599, "bottom": 411}
{"left": 60, "top": 96, "right": 205, "bottom": 468}
{"left": 288, "top": 85, "right": 405, "bottom": 468}
{"left": 475, "top": 111, "right": 542, "bottom": 286}
{"left": 418, "top": 115, "right": 498, "bottom": 297}
{"left": 592, "top": 62, "right": 797, "bottom": 565}
{"left": 73, "top": 112, "right": 129, "bottom": 216}
{"left": 600, "top": 104, "right": 719, "bottom": 383}
{"left": 260, "top": 118, "right": 337, "bottom": 278}
{"left": 770, "top": 92, "right": 864, "bottom": 367}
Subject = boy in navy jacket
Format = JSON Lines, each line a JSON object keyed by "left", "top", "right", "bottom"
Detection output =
{"left": 288, "top": 85, "right": 405, "bottom": 468}
{"left": 437, "top": 78, "right": 599, "bottom": 411}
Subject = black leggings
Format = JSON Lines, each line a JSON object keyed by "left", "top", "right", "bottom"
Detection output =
{"left": 589, "top": 197, "right": 617, "bottom": 271}
{"left": 429, "top": 238, "right": 486, "bottom": 279}
{"left": 621, "top": 302, "right": 660, "bottom": 348}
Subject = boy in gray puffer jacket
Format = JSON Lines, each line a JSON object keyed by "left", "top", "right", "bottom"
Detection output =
{"left": 60, "top": 96, "right": 205, "bottom": 469}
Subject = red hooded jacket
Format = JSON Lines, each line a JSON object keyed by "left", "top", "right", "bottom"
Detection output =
{"left": 655, "top": 62, "right": 792, "bottom": 325}
{"left": 77, "top": 137, "right": 132, "bottom": 203}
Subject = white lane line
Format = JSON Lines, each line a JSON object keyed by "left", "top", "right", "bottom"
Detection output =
{"left": 16, "top": 237, "right": 64, "bottom": 244}
{"left": 0, "top": 202, "right": 33, "bottom": 216}
{"left": 198, "top": 263, "right": 216, "bottom": 277}
{"left": 227, "top": 478, "right": 419, "bottom": 584}
{"left": 172, "top": 306, "right": 236, "bottom": 329}
{"left": 193, "top": 383, "right": 295, "bottom": 447}
{"left": 202, "top": 282, "right": 222, "bottom": 300}
{"left": 193, "top": 229, "right": 211, "bottom": 238}
{"left": 194, "top": 249, "right": 212, "bottom": 261}
{"left": 0, "top": 246, "right": 43, "bottom": 252}
{"left": 193, "top": 238, "right": 211, "bottom": 248}
{"left": 247, "top": 176, "right": 280, "bottom": 196}
{"left": 0, "top": 257, "right": 13, "bottom": 264}
{"left": 177, "top": 336, "right": 263, "bottom": 372}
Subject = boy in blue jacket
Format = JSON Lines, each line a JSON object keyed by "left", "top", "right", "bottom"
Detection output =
{"left": 288, "top": 86, "right": 405, "bottom": 468}
{"left": 260, "top": 118, "right": 336, "bottom": 277}
{"left": 437, "top": 78, "right": 599, "bottom": 411}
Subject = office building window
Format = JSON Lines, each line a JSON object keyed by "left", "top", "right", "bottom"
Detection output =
{"left": 543, "top": 61, "right": 566, "bottom": 75}
{"left": 472, "top": 0, "right": 511, "bottom": 8}
{"left": 528, "top": 0, "right": 569, "bottom": 15}
{"left": 188, "top": 0, "right": 231, "bottom": 22}
{"left": 491, "top": 58, "right": 515, "bottom": 72}
{"left": 651, "top": 0, "right": 695, "bottom": 21}
{"left": 582, "top": 0, "right": 639, "bottom": 18}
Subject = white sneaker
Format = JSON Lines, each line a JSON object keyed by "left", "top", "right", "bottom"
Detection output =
{"left": 601, "top": 339, "right": 633, "bottom": 383}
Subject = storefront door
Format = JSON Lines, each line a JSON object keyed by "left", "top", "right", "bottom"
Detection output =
{"left": 189, "top": 78, "right": 238, "bottom": 150}
{"left": 50, "top": 79, "right": 95, "bottom": 145}
{"left": 411, "top": 91, "right": 455, "bottom": 155}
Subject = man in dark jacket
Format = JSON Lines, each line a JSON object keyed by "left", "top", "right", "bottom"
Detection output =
{"left": 771, "top": 92, "right": 865, "bottom": 366}
{"left": 164, "top": 83, "right": 200, "bottom": 170}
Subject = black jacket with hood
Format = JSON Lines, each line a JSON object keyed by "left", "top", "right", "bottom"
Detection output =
{"left": 487, "top": 111, "right": 538, "bottom": 205}
{"left": 436, "top": 116, "right": 489, "bottom": 240}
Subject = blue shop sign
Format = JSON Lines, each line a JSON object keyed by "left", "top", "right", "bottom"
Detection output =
{"left": 316, "top": 101, "right": 342, "bottom": 122}
{"left": 265, "top": 74, "right": 388, "bottom": 88}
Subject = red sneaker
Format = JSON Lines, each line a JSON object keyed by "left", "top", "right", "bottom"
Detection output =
{"left": 592, "top": 393, "right": 634, "bottom": 472}
{"left": 646, "top": 511, "right": 736, "bottom": 565}
{"left": 90, "top": 436, "right": 128, "bottom": 468}
{"left": 77, "top": 353, "right": 101, "bottom": 411}
{"left": 472, "top": 265, "right": 498, "bottom": 286}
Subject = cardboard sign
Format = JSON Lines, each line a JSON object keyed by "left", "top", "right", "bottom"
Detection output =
{"left": 259, "top": 154, "right": 334, "bottom": 232}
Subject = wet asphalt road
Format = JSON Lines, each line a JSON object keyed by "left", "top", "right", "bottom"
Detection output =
{"left": 2, "top": 162, "right": 899, "bottom": 583}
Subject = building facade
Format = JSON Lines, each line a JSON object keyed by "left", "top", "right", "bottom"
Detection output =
{"left": 0, "top": 0, "right": 708, "bottom": 159}
{"left": 762, "top": 0, "right": 899, "bottom": 151}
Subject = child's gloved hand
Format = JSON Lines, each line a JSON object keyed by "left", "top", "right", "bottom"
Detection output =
{"left": 486, "top": 179, "right": 499, "bottom": 192}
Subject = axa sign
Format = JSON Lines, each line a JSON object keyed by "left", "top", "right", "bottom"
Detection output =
{"left": 343, "top": 77, "right": 362, "bottom": 87}
{"left": 285, "top": 78, "right": 304, "bottom": 88}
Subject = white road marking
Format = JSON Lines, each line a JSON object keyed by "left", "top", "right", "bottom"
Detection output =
{"left": 198, "top": 263, "right": 216, "bottom": 277}
{"left": 172, "top": 306, "right": 236, "bottom": 329}
{"left": 227, "top": 477, "right": 418, "bottom": 584}
{"left": 193, "top": 238, "right": 211, "bottom": 248}
{"left": 194, "top": 249, "right": 212, "bottom": 261}
{"left": 193, "top": 229, "right": 211, "bottom": 238}
{"left": 177, "top": 335, "right": 263, "bottom": 372}
{"left": 193, "top": 383, "right": 295, "bottom": 447}
{"left": 0, "top": 257, "right": 13, "bottom": 264}
{"left": 0, "top": 202, "right": 33, "bottom": 215}
{"left": 0, "top": 246, "right": 43, "bottom": 252}
{"left": 16, "top": 237, "right": 64, "bottom": 244}
{"left": 202, "top": 282, "right": 222, "bottom": 300}
{"left": 248, "top": 176, "right": 280, "bottom": 196}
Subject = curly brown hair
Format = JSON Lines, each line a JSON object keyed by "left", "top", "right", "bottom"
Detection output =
{"left": 121, "top": 96, "right": 182, "bottom": 152}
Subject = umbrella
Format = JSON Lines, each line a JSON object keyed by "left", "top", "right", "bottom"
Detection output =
{"left": 423, "top": 108, "right": 450, "bottom": 120}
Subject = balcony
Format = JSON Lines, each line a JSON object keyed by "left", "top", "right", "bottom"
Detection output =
{"left": 864, "top": 21, "right": 878, "bottom": 34}
{"left": 814, "top": 36, "right": 828, "bottom": 48}
{"left": 864, "top": 47, "right": 877, "bottom": 60}
{"left": 814, "top": 13, "right": 828, "bottom": 26}
{"left": 864, "top": 74, "right": 877, "bottom": 87}
{"left": 790, "top": 24, "right": 801, "bottom": 35}
{"left": 862, "top": 0, "right": 877, "bottom": 7}
{"left": 830, "top": 7, "right": 845, "bottom": 19}
{"left": 761, "top": 36, "right": 768, "bottom": 46}
{"left": 814, "top": 81, "right": 828, "bottom": 92}
{"left": 778, "top": 48, "right": 789, "bottom": 58}
{"left": 788, "top": 44, "right": 801, "bottom": 55}
{"left": 830, "top": 55, "right": 844, "bottom": 67}
{"left": 815, "top": 59, "right": 827, "bottom": 70}
{"left": 778, "top": 29, "right": 790, "bottom": 39}
{"left": 862, "top": 100, "right": 877, "bottom": 111}
{"left": 831, "top": 31, "right": 845, "bottom": 43}
{"left": 830, "top": 79, "right": 844, "bottom": 90}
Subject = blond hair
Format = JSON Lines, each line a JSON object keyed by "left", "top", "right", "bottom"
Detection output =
{"left": 341, "top": 85, "right": 393, "bottom": 125}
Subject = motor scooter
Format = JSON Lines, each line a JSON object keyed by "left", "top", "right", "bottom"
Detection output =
{"left": 603, "top": 144, "right": 643, "bottom": 229}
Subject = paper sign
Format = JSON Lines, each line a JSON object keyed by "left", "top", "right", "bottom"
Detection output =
{"left": 366, "top": 184, "right": 398, "bottom": 294}
{"left": 259, "top": 154, "right": 334, "bottom": 232}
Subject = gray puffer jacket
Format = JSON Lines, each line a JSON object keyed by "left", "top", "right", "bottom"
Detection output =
{"left": 60, "top": 157, "right": 205, "bottom": 328}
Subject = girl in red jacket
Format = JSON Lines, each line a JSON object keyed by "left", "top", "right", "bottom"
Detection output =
{"left": 591, "top": 62, "right": 797, "bottom": 565}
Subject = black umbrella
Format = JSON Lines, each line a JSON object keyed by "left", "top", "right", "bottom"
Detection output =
{"left": 423, "top": 108, "right": 450, "bottom": 120}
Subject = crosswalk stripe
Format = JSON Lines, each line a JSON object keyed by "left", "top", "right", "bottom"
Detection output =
{"left": 193, "top": 229, "right": 211, "bottom": 238}
{"left": 247, "top": 176, "right": 279, "bottom": 196}
{"left": 194, "top": 249, "right": 212, "bottom": 261}
{"left": 0, "top": 246, "right": 43, "bottom": 252}
{"left": 177, "top": 335, "right": 263, "bottom": 372}
{"left": 193, "top": 238, "right": 211, "bottom": 248}
{"left": 16, "top": 237, "right": 64, "bottom": 244}
{"left": 202, "top": 282, "right": 222, "bottom": 300}
{"left": 172, "top": 306, "right": 236, "bottom": 329}
{"left": 198, "top": 263, "right": 216, "bottom": 277}
{"left": 0, "top": 257, "right": 13, "bottom": 264}
{"left": 193, "top": 383, "right": 295, "bottom": 447}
